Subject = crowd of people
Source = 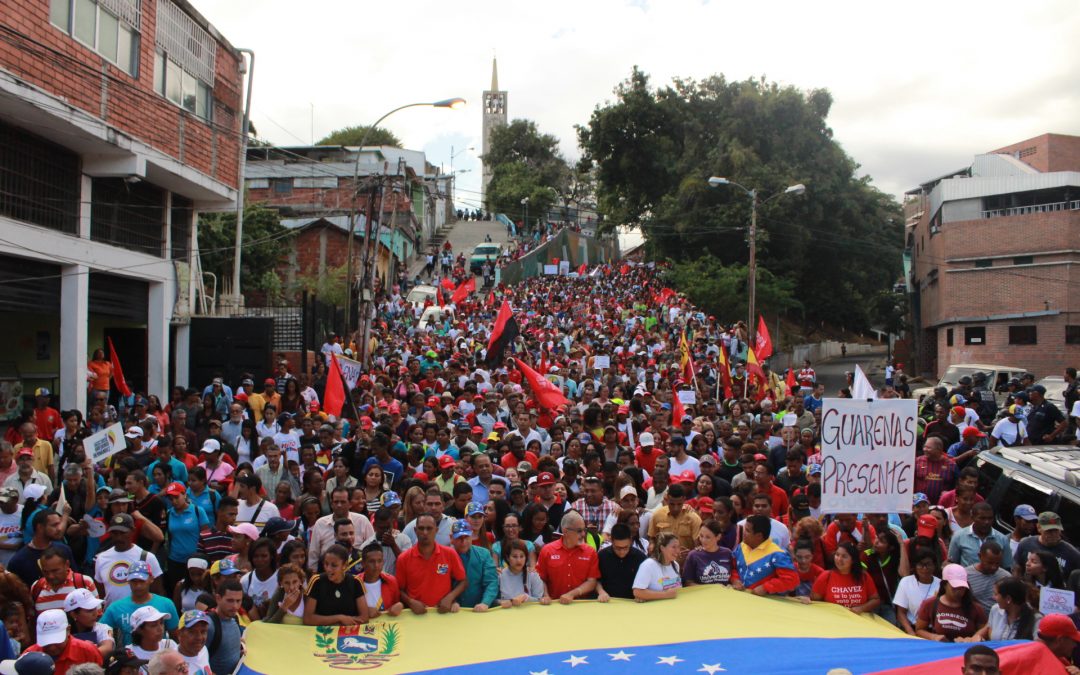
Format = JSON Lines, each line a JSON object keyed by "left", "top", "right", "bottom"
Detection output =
{"left": 1, "top": 261, "right": 1079, "bottom": 675}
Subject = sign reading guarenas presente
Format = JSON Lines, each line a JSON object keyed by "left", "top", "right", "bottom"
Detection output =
{"left": 819, "top": 398, "right": 918, "bottom": 514}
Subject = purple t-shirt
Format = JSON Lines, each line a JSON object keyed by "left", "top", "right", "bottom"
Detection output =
{"left": 681, "top": 547, "right": 734, "bottom": 585}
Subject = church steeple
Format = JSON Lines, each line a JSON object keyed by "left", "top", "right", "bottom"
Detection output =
{"left": 490, "top": 57, "right": 499, "bottom": 93}
{"left": 481, "top": 56, "right": 508, "bottom": 208}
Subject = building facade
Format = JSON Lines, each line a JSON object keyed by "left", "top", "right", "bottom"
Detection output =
{"left": 481, "top": 57, "right": 507, "bottom": 206}
{"left": 906, "top": 133, "right": 1080, "bottom": 378}
{"left": 0, "top": 0, "right": 244, "bottom": 414}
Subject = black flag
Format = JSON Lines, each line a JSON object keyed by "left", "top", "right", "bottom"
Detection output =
{"left": 485, "top": 300, "right": 519, "bottom": 368}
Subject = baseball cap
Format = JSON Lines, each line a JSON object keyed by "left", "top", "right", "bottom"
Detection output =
{"left": 108, "top": 513, "right": 135, "bottom": 532}
{"left": 22, "top": 484, "right": 46, "bottom": 502}
{"left": 941, "top": 563, "right": 969, "bottom": 589}
{"left": 699, "top": 453, "right": 717, "bottom": 466}
{"left": 916, "top": 514, "right": 938, "bottom": 538}
{"left": 951, "top": 406, "right": 966, "bottom": 417}
{"left": 127, "top": 560, "right": 152, "bottom": 581}
{"left": 108, "top": 489, "right": 132, "bottom": 504}
{"left": 63, "top": 587, "right": 103, "bottom": 613}
{"left": 470, "top": 425, "right": 484, "bottom": 434}
{"left": 178, "top": 609, "right": 211, "bottom": 631}
{"left": 124, "top": 426, "right": 143, "bottom": 439}
{"left": 465, "top": 502, "right": 485, "bottom": 518}
{"left": 34, "top": 387, "right": 50, "bottom": 398}
{"left": 790, "top": 494, "right": 811, "bottom": 519}
{"left": 438, "top": 455, "right": 457, "bottom": 470}
{"left": 380, "top": 492, "right": 402, "bottom": 508}
{"left": 0, "top": 487, "right": 18, "bottom": 502}
{"left": 1039, "top": 511, "right": 1064, "bottom": 531}
{"left": 913, "top": 493, "right": 930, "bottom": 507}
{"left": 104, "top": 649, "right": 148, "bottom": 674}
{"left": 264, "top": 378, "right": 276, "bottom": 386}
{"left": 0, "top": 652, "right": 55, "bottom": 675}
{"left": 229, "top": 523, "right": 260, "bottom": 540}
{"left": 129, "top": 605, "right": 170, "bottom": 631}
{"left": 451, "top": 520, "right": 472, "bottom": 539}
{"left": 200, "top": 439, "right": 221, "bottom": 454}
{"left": 696, "top": 496, "right": 715, "bottom": 515}
{"left": 16, "top": 448, "right": 33, "bottom": 459}
{"left": 516, "top": 460, "right": 533, "bottom": 473}
{"left": 1039, "top": 614, "right": 1080, "bottom": 642}
{"left": 536, "top": 471, "right": 556, "bottom": 486}
{"left": 262, "top": 517, "right": 293, "bottom": 537}
{"left": 962, "top": 427, "right": 986, "bottom": 441}
{"left": 618, "top": 485, "right": 638, "bottom": 500}
{"left": 211, "top": 558, "right": 241, "bottom": 576}
{"left": 672, "top": 470, "right": 696, "bottom": 484}
{"left": 509, "top": 482, "right": 525, "bottom": 494}
{"left": 639, "top": 431, "right": 655, "bottom": 446}
{"left": 808, "top": 463, "right": 822, "bottom": 477}
{"left": 164, "top": 482, "right": 187, "bottom": 498}
{"left": 1031, "top": 384, "right": 1047, "bottom": 395}
{"left": 1013, "top": 504, "right": 1038, "bottom": 521}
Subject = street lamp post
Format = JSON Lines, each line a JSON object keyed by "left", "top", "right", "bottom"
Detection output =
{"left": 449, "top": 145, "right": 474, "bottom": 176}
{"left": 343, "top": 97, "right": 465, "bottom": 354}
{"left": 707, "top": 177, "right": 805, "bottom": 347}
{"left": 521, "top": 197, "right": 529, "bottom": 233}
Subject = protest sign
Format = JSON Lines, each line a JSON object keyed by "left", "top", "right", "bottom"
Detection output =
{"left": 336, "top": 354, "right": 364, "bottom": 390}
{"left": 559, "top": 260, "right": 570, "bottom": 275}
{"left": 592, "top": 355, "right": 610, "bottom": 370}
{"left": 85, "top": 422, "right": 126, "bottom": 463}
{"left": 543, "top": 265, "right": 558, "bottom": 275}
{"left": 1040, "top": 587, "right": 1075, "bottom": 616}
{"left": 677, "top": 390, "right": 697, "bottom": 405}
{"left": 819, "top": 398, "right": 917, "bottom": 514}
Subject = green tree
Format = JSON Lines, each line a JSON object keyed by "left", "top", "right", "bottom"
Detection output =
{"left": 317, "top": 125, "right": 401, "bottom": 147}
{"left": 666, "top": 255, "right": 800, "bottom": 321}
{"left": 198, "top": 203, "right": 291, "bottom": 300}
{"left": 294, "top": 263, "right": 349, "bottom": 307}
{"left": 483, "top": 119, "right": 569, "bottom": 223}
{"left": 578, "top": 68, "right": 904, "bottom": 331}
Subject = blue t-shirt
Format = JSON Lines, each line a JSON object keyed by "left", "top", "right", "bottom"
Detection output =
{"left": 205, "top": 614, "right": 245, "bottom": 675}
{"left": 363, "top": 456, "right": 404, "bottom": 489}
{"left": 102, "top": 593, "right": 179, "bottom": 647}
{"left": 147, "top": 457, "right": 189, "bottom": 484}
{"left": 189, "top": 488, "right": 220, "bottom": 521}
{"left": 166, "top": 503, "right": 210, "bottom": 562}
{"left": 803, "top": 395, "right": 824, "bottom": 414}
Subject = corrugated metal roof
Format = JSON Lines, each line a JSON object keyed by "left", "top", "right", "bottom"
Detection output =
{"left": 929, "top": 171, "right": 1080, "bottom": 217}
{"left": 245, "top": 161, "right": 378, "bottom": 180}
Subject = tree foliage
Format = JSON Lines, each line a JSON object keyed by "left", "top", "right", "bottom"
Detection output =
{"left": 666, "top": 255, "right": 801, "bottom": 322}
{"left": 199, "top": 204, "right": 291, "bottom": 299}
{"left": 483, "top": 119, "right": 569, "bottom": 224}
{"left": 317, "top": 125, "right": 401, "bottom": 147}
{"left": 578, "top": 68, "right": 904, "bottom": 331}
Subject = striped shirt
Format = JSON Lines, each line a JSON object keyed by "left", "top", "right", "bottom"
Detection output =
{"left": 196, "top": 527, "right": 234, "bottom": 562}
{"left": 30, "top": 570, "right": 97, "bottom": 613}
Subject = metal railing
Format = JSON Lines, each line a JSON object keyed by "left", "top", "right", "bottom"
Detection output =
{"left": 982, "top": 199, "right": 1080, "bottom": 219}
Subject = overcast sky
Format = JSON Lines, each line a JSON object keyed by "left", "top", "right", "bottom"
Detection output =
{"left": 196, "top": 0, "right": 1080, "bottom": 214}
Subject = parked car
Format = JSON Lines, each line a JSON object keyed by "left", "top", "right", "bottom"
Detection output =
{"left": 417, "top": 305, "right": 454, "bottom": 331}
{"left": 470, "top": 243, "right": 501, "bottom": 274}
{"left": 406, "top": 284, "right": 439, "bottom": 308}
{"left": 912, "top": 363, "right": 1027, "bottom": 406}
{"left": 1034, "top": 375, "right": 1068, "bottom": 415}
{"left": 975, "top": 446, "right": 1080, "bottom": 546}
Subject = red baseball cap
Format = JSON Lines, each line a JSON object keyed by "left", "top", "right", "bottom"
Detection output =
{"left": 917, "top": 514, "right": 938, "bottom": 538}
{"left": 427, "top": 396, "right": 441, "bottom": 408}
{"left": 438, "top": 455, "right": 456, "bottom": 469}
{"left": 164, "top": 482, "right": 187, "bottom": 497}
{"left": 470, "top": 426, "right": 483, "bottom": 434}
{"left": 536, "top": 471, "right": 556, "bottom": 486}
{"left": 696, "top": 496, "right": 715, "bottom": 514}
{"left": 359, "top": 417, "right": 373, "bottom": 430}
{"left": 413, "top": 472, "right": 429, "bottom": 483}
{"left": 951, "top": 406, "right": 966, "bottom": 417}
{"left": 673, "top": 470, "right": 697, "bottom": 484}
{"left": 962, "top": 426, "right": 986, "bottom": 440}
{"left": 263, "top": 378, "right": 276, "bottom": 386}
{"left": 17, "top": 448, "right": 33, "bottom": 459}
{"left": 1039, "top": 614, "right": 1080, "bottom": 641}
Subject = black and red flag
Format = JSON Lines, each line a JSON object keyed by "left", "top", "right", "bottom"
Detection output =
{"left": 485, "top": 300, "right": 519, "bottom": 368}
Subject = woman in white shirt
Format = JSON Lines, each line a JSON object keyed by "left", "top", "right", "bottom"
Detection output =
{"left": 892, "top": 549, "right": 941, "bottom": 635}
{"left": 990, "top": 406, "right": 1027, "bottom": 447}
{"left": 128, "top": 607, "right": 178, "bottom": 662}
{"left": 632, "top": 533, "right": 682, "bottom": 602}
{"left": 968, "top": 577, "right": 1036, "bottom": 642}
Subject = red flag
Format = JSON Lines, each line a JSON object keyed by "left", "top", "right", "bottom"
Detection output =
{"left": 537, "top": 352, "right": 548, "bottom": 376}
{"left": 671, "top": 389, "right": 686, "bottom": 426}
{"left": 324, "top": 354, "right": 346, "bottom": 418}
{"left": 439, "top": 277, "right": 456, "bottom": 291}
{"left": 107, "top": 336, "right": 132, "bottom": 398}
{"left": 717, "top": 348, "right": 734, "bottom": 400}
{"left": 451, "top": 277, "right": 476, "bottom": 305}
{"left": 487, "top": 291, "right": 496, "bottom": 308}
{"left": 436, "top": 286, "right": 446, "bottom": 307}
{"left": 514, "top": 358, "right": 570, "bottom": 410}
{"left": 576, "top": 263, "right": 587, "bottom": 276}
{"left": 785, "top": 367, "right": 797, "bottom": 395}
{"left": 619, "top": 263, "right": 630, "bottom": 275}
{"left": 755, "top": 315, "right": 773, "bottom": 361}
{"left": 551, "top": 258, "right": 560, "bottom": 267}
{"left": 485, "top": 301, "right": 520, "bottom": 368}
{"left": 746, "top": 347, "right": 766, "bottom": 382}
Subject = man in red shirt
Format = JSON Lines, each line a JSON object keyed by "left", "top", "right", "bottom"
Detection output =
{"left": 753, "top": 464, "right": 789, "bottom": 519}
{"left": 500, "top": 437, "right": 538, "bottom": 471}
{"left": 395, "top": 513, "right": 466, "bottom": 614}
{"left": 634, "top": 432, "right": 661, "bottom": 475}
{"left": 24, "top": 608, "right": 103, "bottom": 674}
{"left": 30, "top": 547, "right": 97, "bottom": 614}
{"left": 32, "top": 388, "right": 62, "bottom": 442}
{"left": 822, "top": 514, "right": 877, "bottom": 558}
{"left": 537, "top": 511, "right": 600, "bottom": 603}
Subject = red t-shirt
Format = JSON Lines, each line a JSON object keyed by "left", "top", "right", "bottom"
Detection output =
{"left": 915, "top": 596, "right": 987, "bottom": 640}
{"left": 634, "top": 447, "right": 661, "bottom": 475}
{"left": 500, "top": 451, "right": 539, "bottom": 471}
{"left": 27, "top": 637, "right": 103, "bottom": 675}
{"left": 812, "top": 569, "right": 877, "bottom": 609}
{"left": 536, "top": 539, "right": 600, "bottom": 599}
{"left": 394, "top": 544, "right": 465, "bottom": 607}
{"left": 798, "top": 563, "right": 825, "bottom": 586}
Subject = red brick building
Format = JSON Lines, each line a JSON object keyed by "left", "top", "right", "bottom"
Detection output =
{"left": 0, "top": 0, "right": 244, "bottom": 411}
{"left": 906, "top": 133, "right": 1080, "bottom": 378}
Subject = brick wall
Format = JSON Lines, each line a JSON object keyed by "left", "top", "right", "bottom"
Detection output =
{"left": 0, "top": 0, "right": 242, "bottom": 189}
{"left": 991, "top": 134, "right": 1080, "bottom": 173}
{"left": 247, "top": 179, "right": 414, "bottom": 215}
{"left": 936, "top": 315, "right": 1080, "bottom": 378}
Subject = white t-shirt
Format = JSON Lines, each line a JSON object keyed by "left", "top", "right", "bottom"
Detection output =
{"left": 364, "top": 578, "right": 382, "bottom": 610}
{"left": 94, "top": 546, "right": 164, "bottom": 604}
{"left": 668, "top": 454, "right": 701, "bottom": 478}
{"left": 991, "top": 418, "right": 1027, "bottom": 446}
{"left": 240, "top": 569, "right": 279, "bottom": 610}
{"left": 0, "top": 506, "right": 23, "bottom": 565}
{"left": 131, "top": 638, "right": 178, "bottom": 662}
{"left": 237, "top": 499, "right": 280, "bottom": 529}
{"left": 892, "top": 574, "right": 941, "bottom": 624}
{"left": 181, "top": 646, "right": 212, "bottom": 675}
{"left": 273, "top": 430, "right": 301, "bottom": 456}
{"left": 1072, "top": 401, "right": 1080, "bottom": 439}
{"left": 632, "top": 558, "right": 682, "bottom": 593}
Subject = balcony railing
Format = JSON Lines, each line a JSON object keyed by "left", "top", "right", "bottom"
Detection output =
{"left": 982, "top": 199, "right": 1080, "bottom": 219}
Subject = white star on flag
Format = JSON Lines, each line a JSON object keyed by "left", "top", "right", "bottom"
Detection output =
{"left": 563, "top": 655, "right": 588, "bottom": 667}
{"left": 528, "top": 670, "right": 552, "bottom": 675}
{"left": 608, "top": 651, "right": 635, "bottom": 661}
{"left": 657, "top": 656, "right": 684, "bottom": 666}
{"left": 698, "top": 665, "right": 726, "bottom": 674}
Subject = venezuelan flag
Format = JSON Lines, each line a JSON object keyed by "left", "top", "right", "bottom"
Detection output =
{"left": 237, "top": 586, "right": 1058, "bottom": 674}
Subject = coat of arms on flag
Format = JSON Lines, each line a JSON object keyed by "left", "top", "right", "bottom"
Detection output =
{"left": 313, "top": 622, "right": 399, "bottom": 669}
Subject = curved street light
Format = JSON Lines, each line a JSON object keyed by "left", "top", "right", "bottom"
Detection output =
{"left": 707, "top": 176, "right": 806, "bottom": 351}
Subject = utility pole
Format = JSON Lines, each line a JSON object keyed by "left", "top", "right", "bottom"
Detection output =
{"left": 747, "top": 189, "right": 758, "bottom": 348}
{"left": 229, "top": 48, "right": 254, "bottom": 309}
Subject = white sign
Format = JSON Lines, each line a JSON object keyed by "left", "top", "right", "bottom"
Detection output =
{"left": 677, "top": 390, "right": 697, "bottom": 405}
{"left": 819, "top": 398, "right": 918, "bottom": 514}
{"left": 559, "top": 260, "right": 570, "bottom": 275}
{"left": 335, "top": 355, "right": 364, "bottom": 390}
{"left": 1040, "top": 587, "right": 1075, "bottom": 616}
{"left": 85, "top": 422, "right": 126, "bottom": 464}
{"left": 592, "top": 355, "right": 610, "bottom": 370}
{"left": 543, "top": 265, "right": 559, "bottom": 275}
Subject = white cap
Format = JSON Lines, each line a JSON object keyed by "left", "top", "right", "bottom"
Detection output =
{"left": 782, "top": 413, "right": 798, "bottom": 428}
{"left": 130, "top": 605, "right": 171, "bottom": 631}
{"left": 63, "top": 588, "right": 103, "bottom": 613}
{"left": 22, "top": 484, "right": 46, "bottom": 501}
{"left": 619, "top": 485, "right": 638, "bottom": 499}
{"left": 35, "top": 609, "right": 68, "bottom": 646}
{"left": 527, "top": 476, "right": 538, "bottom": 486}
{"left": 639, "top": 431, "right": 655, "bottom": 446}
{"left": 200, "top": 439, "right": 221, "bottom": 453}
{"left": 124, "top": 426, "right": 143, "bottom": 439}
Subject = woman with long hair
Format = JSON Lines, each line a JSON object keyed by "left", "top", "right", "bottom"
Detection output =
{"left": 915, "top": 564, "right": 987, "bottom": 642}
{"left": 861, "top": 528, "right": 906, "bottom": 624}
{"left": 632, "top": 532, "right": 682, "bottom": 602}
{"left": 613, "top": 508, "right": 649, "bottom": 554}
{"left": 279, "top": 539, "right": 308, "bottom": 570}
{"left": 793, "top": 516, "right": 828, "bottom": 570}
{"left": 811, "top": 541, "right": 880, "bottom": 615}
{"left": 359, "top": 464, "right": 386, "bottom": 513}
{"left": 242, "top": 537, "right": 280, "bottom": 620}
{"left": 497, "top": 540, "right": 546, "bottom": 606}
{"left": 464, "top": 502, "right": 493, "bottom": 550}
{"left": 147, "top": 395, "right": 169, "bottom": 436}
{"left": 967, "top": 577, "right": 1036, "bottom": 642}
{"left": 173, "top": 556, "right": 212, "bottom": 613}
{"left": 519, "top": 503, "right": 555, "bottom": 547}
{"left": 235, "top": 419, "right": 258, "bottom": 467}
{"left": 401, "top": 485, "right": 427, "bottom": 528}
{"left": 893, "top": 548, "right": 941, "bottom": 636}
{"left": 682, "top": 520, "right": 737, "bottom": 587}
{"left": 280, "top": 379, "right": 304, "bottom": 416}
{"left": 263, "top": 563, "right": 307, "bottom": 625}
{"left": 492, "top": 512, "right": 536, "bottom": 571}
{"left": 87, "top": 348, "right": 112, "bottom": 399}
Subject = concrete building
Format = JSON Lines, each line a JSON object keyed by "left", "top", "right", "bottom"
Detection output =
{"left": 0, "top": 0, "right": 244, "bottom": 413}
{"left": 905, "top": 133, "right": 1080, "bottom": 378}
{"left": 481, "top": 57, "right": 507, "bottom": 206}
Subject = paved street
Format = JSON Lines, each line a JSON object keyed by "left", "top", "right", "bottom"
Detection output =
{"left": 408, "top": 217, "right": 513, "bottom": 280}
{"left": 813, "top": 347, "right": 889, "bottom": 395}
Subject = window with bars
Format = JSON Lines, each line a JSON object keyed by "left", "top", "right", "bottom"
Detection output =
{"left": 50, "top": 0, "right": 140, "bottom": 75}
{"left": 0, "top": 120, "right": 80, "bottom": 233}
{"left": 1008, "top": 325, "right": 1037, "bottom": 345}
{"left": 91, "top": 178, "right": 165, "bottom": 256}
{"left": 153, "top": 0, "right": 215, "bottom": 121}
